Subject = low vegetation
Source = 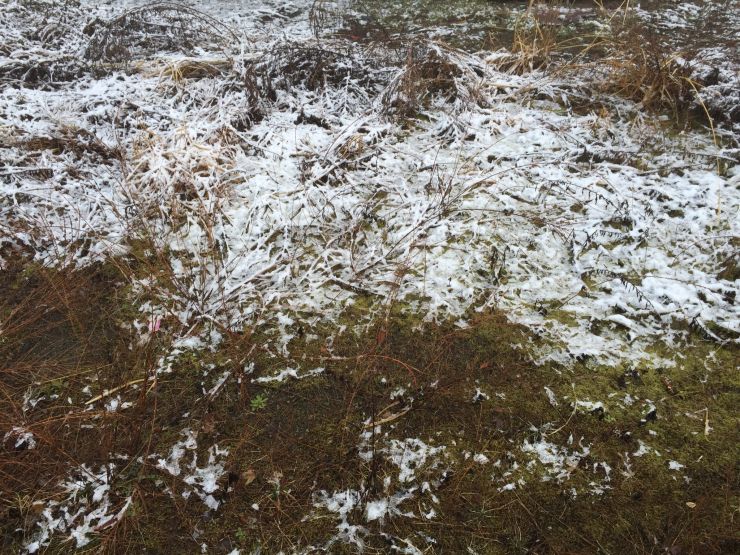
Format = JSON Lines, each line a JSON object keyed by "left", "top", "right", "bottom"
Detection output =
{"left": 1, "top": 0, "right": 737, "bottom": 553}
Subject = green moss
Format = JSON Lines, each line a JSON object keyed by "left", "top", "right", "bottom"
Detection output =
{"left": 3, "top": 252, "right": 737, "bottom": 554}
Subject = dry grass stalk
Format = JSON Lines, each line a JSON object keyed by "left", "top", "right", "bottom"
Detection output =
{"left": 84, "top": 2, "right": 239, "bottom": 63}
{"left": 159, "top": 58, "right": 231, "bottom": 82}
{"left": 380, "top": 41, "right": 485, "bottom": 119}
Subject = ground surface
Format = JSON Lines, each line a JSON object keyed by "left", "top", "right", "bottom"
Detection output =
{"left": 0, "top": 1, "right": 738, "bottom": 553}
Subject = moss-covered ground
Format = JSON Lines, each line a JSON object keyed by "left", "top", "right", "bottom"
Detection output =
{"left": 1, "top": 261, "right": 736, "bottom": 553}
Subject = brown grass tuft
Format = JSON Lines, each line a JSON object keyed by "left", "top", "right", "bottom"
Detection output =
{"left": 380, "top": 41, "right": 485, "bottom": 119}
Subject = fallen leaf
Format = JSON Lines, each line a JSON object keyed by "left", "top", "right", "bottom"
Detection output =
{"left": 242, "top": 469, "right": 256, "bottom": 486}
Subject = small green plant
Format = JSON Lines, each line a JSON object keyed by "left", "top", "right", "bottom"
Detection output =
{"left": 250, "top": 393, "right": 268, "bottom": 411}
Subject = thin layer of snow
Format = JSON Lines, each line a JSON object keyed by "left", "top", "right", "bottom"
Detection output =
{"left": 473, "top": 453, "right": 490, "bottom": 465}
{"left": 2, "top": 2, "right": 736, "bottom": 372}
{"left": 4, "top": 0, "right": 737, "bottom": 551}
{"left": 24, "top": 464, "right": 132, "bottom": 552}
{"left": 155, "top": 429, "right": 229, "bottom": 510}
{"left": 668, "top": 460, "right": 685, "bottom": 471}
{"left": 254, "top": 366, "right": 325, "bottom": 383}
{"left": 521, "top": 437, "right": 590, "bottom": 483}
{"left": 385, "top": 438, "right": 446, "bottom": 483}
{"left": 3, "top": 426, "right": 37, "bottom": 450}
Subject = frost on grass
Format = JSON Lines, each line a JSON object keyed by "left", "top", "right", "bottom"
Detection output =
{"left": 521, "top": 436, "right": 591, "bottom": 483}
{"left": 2, "top": 2, "right": 736, "bottom": 367}
{"left": 311, "top": 426, "right": 447, "bottom": 549}
{"left": 21, "top": 428, "right": 228, "bottom": 552}
{"left": 2, "top": 0, "right": 738, "bottom": 551}
{"left": 155, "top": 429, "right": 230, "bottom": 510}
{"left": 24, "top": 464, "right": 131, "bottom": 553}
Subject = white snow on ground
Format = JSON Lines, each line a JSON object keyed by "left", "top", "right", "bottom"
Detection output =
{"left": 3, "top": 426, "right": 37, "bottom": 450}
{"left": 254, "top": 366, "right": 324, "bottom": 383}
{"left": 313, "top": 428, "right": 447, "bottom": 548}
{"left": 521, "top": 436, "right": 590, "bottom": 482}
{"left": 2, "top": 2, "right": 737, "bottom": 363}
{"left": 155, "top": 429, "right": 230, "bottom": 510}
{"left": 2, "top": 0, "right": 738, "bottom": 551}
{"left": 24, "top": 463, "right": 132, "bottom": 552}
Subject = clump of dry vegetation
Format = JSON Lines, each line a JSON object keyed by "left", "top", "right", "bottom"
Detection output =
{"left": 594, "top": 14, "right": 699, "bottom": 118}
{"left": 380, "top": 41, "right": 485, "bottom": 119}
{"left": 0, "top": 0, "right": 89, "bottom": 88}
{"left": 250, "top": 41, "right": 381, "bottom": 94}
{"left": 488, "top": 0, "right": 735, "bottom": 129}
{"left": 83, "top": 3, "right": 239, "bottom": 63}
{"left": 159, "top": 58, "right": 232, "bottom": 82}
{"left": 505, "top": 1, "right": 572, "bottom": 73}
{"left": 0, "top": 56, "right": 88, "bottom": 88}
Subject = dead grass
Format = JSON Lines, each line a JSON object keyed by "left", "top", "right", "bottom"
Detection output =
{"left": 2, "top": 258, "right": 736, "bottom": 553}
{"left": 309, "top": 0, "right": 336, "bottom": 39}
{"left": 83, "top": 2, "right": 239, "bottom": 63}
{"left": 0, "top": 56, "right": 88, "bottom": 89}
{"left": 380, "top": 41, "right": 485, "bottom": 119}
{"left": 506, "top": 1, "right": 570, "bottom": 74}
{"left": 7, "top": 126, "right": 123, "bottom": 165}
{"left": 159, "top": 58, "right": 232, "bottom": 82}
{"left": 488, "top": 1, "right": 724, "bottom": 128}
{"left": 593, "top": 14, "right": 699, "bottom": 117}
{"left": 249, "top": 41, "right": 386, "bottom": 95}
{"left": 0, "top": 257, "right": 143, "bottom": 550}
{"left": 1, "top": 2, "right": 738, "bottom": 552}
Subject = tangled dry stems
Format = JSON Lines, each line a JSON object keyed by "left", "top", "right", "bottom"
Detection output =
{"left": 251, "top": 42, "right": 378, "bottom": 93}
{"left": 506, "top": 3, "right": 568, "bottom": 74}
{"left": 379, "top": 41, "right": 486, "bottom": 119}
{"left": 84, "top": 2, "right": 239, "bottom": 63}
{"left": 492, "top": 1, "right": 727, "bottom": 127}
{"left": 591, "top": 14, "right": 696, "bottom": 116}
